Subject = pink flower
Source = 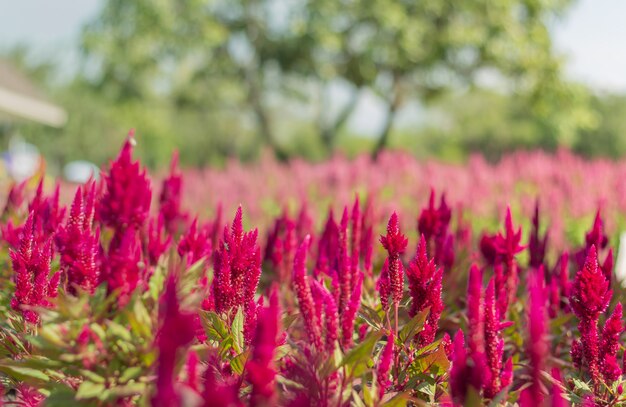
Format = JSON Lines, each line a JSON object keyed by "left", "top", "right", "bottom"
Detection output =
{"left": 264, "top": 209, "right": 296, "bottom": 283}
{"left": 571, "top": 246, "right": 612, "bottom": 320}
{"left": 449, "top": 330, "right": 468, "bottom": 405}
{"left": 520, "top": 269, "right": 548, "bottom": 406}
{"left": 550, "top": 368, "right": 570, "bottom": 407}
{"left": 247, "top": 286, "right": 281, "bottom": 406}
{"left": 466, "top": 264, "right": 484, "bottom": 356}
{"left": 570, "top": 245, "right": 612, "bottom": 384}
{"left": 376, "top": 331, "right": 395, "bottom": 399}
{"left": 56, "top": 188, "right": 101, "bottom": 294}
{"left": 2, "top": 179, "right": 27, "bottom": 216}
{"left": 493, "top": 207, "right": 524, "bottom": 317}
{"left": 159, "top": 151, "right": 186, "bottom": 234}
{"left": 202, "top": 365, "right": 243, "bottom": 407}
{"left": 406, "top": 235, "right": 443, "bottom": 345}
{"left": 483, "top": 278, "right": 512, "bottom": 398}
{"left": 147, "top": 215, "right": 172, "bottom": 266}
{"left": 341, "top": 272, "right": 362, "bottom": 349}
{"left": 292, "top": 236, "right": 322, "bottom": 349}
{"left": 177, "top": 218, "right": 211, "bottom": 266}
{"left": 377, "top": 259, "right": 390, "bottom": 311}
{"left": 311, "top": 280, "right": 339, "bottom": 353}
{"left": 212, "top": 207, "right": 261, "bottom": 344}
{"left": 98, "top": 132, "right": 152, "bottom": 232}
{"left": 417, "top": 188, "right": 451, "bottom": 242}
{"left": 417, "top": 189, "right": 455, "bottom": 270}
{"left": 104, "top": 227, "right": 142, "bottom": 307}
{"left": 152, "top": 275, "right": 196, "bottom": 407}
{"left": 600, "top": 303, "right": 623, "bottom": 382}
{"left": 380, "top": 212, "right": 408, "bottom": 305}
{"left": 10, "top": 212, "right": 59, "bottom": 324}
{"left": 528, "top": 201, "right": 548, "bottom": 269}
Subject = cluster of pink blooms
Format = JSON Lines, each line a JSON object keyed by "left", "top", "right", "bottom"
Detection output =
{"left": 4, "top": 133, "right": 626, "bottom": 406}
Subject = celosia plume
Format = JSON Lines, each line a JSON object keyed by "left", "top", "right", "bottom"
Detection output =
{"left": 247, "top": 286, "right": 281, "bottom": 406}
{"left": 570, "top": 245, "right": 612, "bottom": 384}
{"left": 98, "top": 131, "right": 152, "bottom": 233}
{"left": 56, "top": 188, "right": 101, "bottom": 294}
{"left": 10, "top": 212, "right": 59, "bottom": 324}
{"left": 212, "top": 207, "right": 261, "bottom": 344}
{"left": 376, "top": 331, "right": 395, "bottom": 399}
{"left": 292, "top": 236, "right": 322, "bottom": 349}
{"left": 380, "top": 212, "right": 408, "bottom": 305}
{"left": 159, "top": 151, "right": 186, "bottom": 234}
{"left": 406, "top": 234, "right": 443, "bottom": 345}
{"left": 152, "top": 275, "right": 196, "bottom": 407}
{"left": 520, "top": 269, "right": 548, "bottom": 407}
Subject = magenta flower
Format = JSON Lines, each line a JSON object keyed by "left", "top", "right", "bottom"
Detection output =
{"left": 314, "top": 209, "right": 339, "bottom": 278}
{"left": 551, "top": 368, "right": 570, "bottom": 407}
{"left": 466, "top": 264, "right": 485, "bottom": 356}
{"left": 417, "top": 189, "right": 455, "bottom": 270}
{"left": 450, "top": 329, "right": 484, "bottom": 406}
{"left": 570, "top": 245, "right": 612, "bottom": 384}
{"left": 103, "top": 227, "right": 142, "bottom": 307}
{"left": 528, "top": 201, "right": 548, "bottom": 269}
{"left": 417, "top": 188, "right": 451, "bottom": 242}
{"left": 376, "top": 331, "right": 395, "bottom": 399}
{"left": 147, "top": 215, "right": 172, "bottom": 266}
{"left": 212, "top": 207, "right": 261, "bottom": 344}
{"left": 600, "top": 303, "right": 623, "bottom": 382}
{"left": 312, "top": 280, "right": 339, "bottom": 353}
{"left": 56, "top": 188, "right": 101, "bottom": 294}
{"left": 406, "top": 235, "right": 443, "bottom": 346}
{"left": 360, "top": 197, "right": 374, "bottom": 276}
{"left": 520, "top": 269, "right": 548, "bottom": 407}
{"left": 10, "top": 212, "right": 59, "bottom": 324}
{"left": 492, "top": 207, "right": 525, "bottom": 317}
{"left": 247, "top": 286, "right": 281, "bottom": 406}
{"left": 292, "top": 236, "right": 322, "bottom": 349}
{"left": 177, "top": 218, "right": 211, "bottom": 266}
{"left": 380, "top": 212, "right": 408, "bottom": 305}
{"left": 2, "top": 179, "right": 27, "bottom": 216}
{"left": 152, "top": 275, "right": 196, "bottom": 407}
{"left": 264, "top": 209, "right": 296, "bottom": 283}
{"left": 377, "top": 259, "right": 391, "bottom": 311}
{"left": 341, "top": 272, "right": 362, "bottom": 349}
{"left": 483, "top": 278, "right": 513, "bottom": 398}
{"left": 159, "top": 151, "right": 186, "bottom": 234}
{"left": 98, "top": 132, "right": 152, "bottom": 233}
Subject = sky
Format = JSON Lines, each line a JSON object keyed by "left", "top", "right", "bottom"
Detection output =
{"left": 1, "top": 0, "right": 626, "bottom": 135}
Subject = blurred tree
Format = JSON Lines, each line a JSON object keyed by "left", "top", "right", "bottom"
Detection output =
{"left": 82, "top": 0, "right": 589, "bottom": 160}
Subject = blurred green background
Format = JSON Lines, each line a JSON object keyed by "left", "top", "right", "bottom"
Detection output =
{"left": 1, "top": 0, "right": 625, "bottom": 172}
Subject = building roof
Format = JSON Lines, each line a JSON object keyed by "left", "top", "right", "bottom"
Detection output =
{"left": 0, "top": 59, "right": 67, "bottom": 127}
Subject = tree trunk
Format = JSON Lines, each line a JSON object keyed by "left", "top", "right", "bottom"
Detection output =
{"left": 319, "top": 88, "right": 360, "bottom": 156}
{"left": 245, "top": 69, "right": 288, "bottom": 162}
{"left": 371, "top": 77, "right": 401, "bottom": 161}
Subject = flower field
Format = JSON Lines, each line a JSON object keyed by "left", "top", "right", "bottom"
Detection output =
{"left": 1, "top": 132, "right": 626, "bottom": 406}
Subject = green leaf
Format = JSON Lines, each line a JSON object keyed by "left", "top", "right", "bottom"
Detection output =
{"left": 107, "top": 321, "right": 132, "bottom": 341}
{"left": 0, "top": 364, "right": 50, "bottom": 382}
{"left": 76, "top": 381, "right": 106, "bottom": 400}
{"left": 104, "top": 382, "right": 146, "bottom": 399}
{"left": 571, "top": 377, "right": 592, "bottom": 393}
{"left": 230, "top": 350, "right": 250, "bottom": 376}
{"left": 399, "top": 308, "right": 429, "bottom": 344}
{"left": 231, "top": 307, "right": 245, "bottom": 353}
{"left": 119, "top": 366, "right": 143, "bottom": 383}
{"left": 382, "top": 392, "right": 409, "bottom": 407}
{"left": 413, "top": 345, "right": 450, "bottom": 375}
{"left": 340, "top": 331, "right": 383, "bottom": 371}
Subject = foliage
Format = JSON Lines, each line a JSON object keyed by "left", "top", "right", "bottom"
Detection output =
{"left": 0, "top": 134, "right": 626, "bottom": 405}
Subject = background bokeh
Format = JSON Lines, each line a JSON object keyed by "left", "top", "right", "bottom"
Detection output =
{"left": 1, "top": 0, "right": 625, "bottom": 173}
